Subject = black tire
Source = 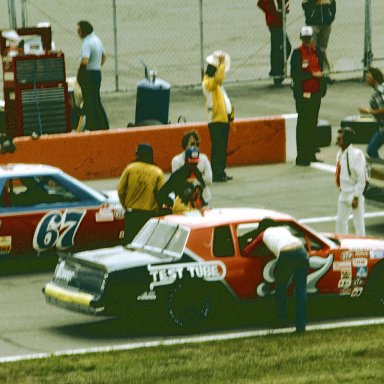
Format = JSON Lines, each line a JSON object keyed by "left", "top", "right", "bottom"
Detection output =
{"left": 166, "top": 280, "right": 212, "bottom": 329}
{"left": 363, "top": 261, "right": 384, "bottom": 313}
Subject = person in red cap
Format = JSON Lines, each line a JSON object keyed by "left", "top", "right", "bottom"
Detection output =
{"left": 117, "top": 143, "right": 165, "bottom": 243}
{"left": 157, "top": 146, "right": 207, "bottom": 211}
{"left": 290, "top": 26, "right": 327, "bottom": 166}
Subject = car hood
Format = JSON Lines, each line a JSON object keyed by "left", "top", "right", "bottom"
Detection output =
{"left": 70, "top": 246, "right": 174, "bottom": 273}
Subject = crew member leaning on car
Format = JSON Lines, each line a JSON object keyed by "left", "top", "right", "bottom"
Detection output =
{"left": 243, "top": 218, "right": 309, "bottom": 333}
{"left": 117, "top": 143, "right": 165, "bottom": 244}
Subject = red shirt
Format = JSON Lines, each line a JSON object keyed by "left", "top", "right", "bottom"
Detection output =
{"left": 257, "top": 0, "right": 289, "bottom": 28}
{"left": 298, "top": 43, "right": 321, "bottom": 94}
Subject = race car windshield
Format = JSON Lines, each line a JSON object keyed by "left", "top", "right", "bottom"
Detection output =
{"left": 131, "top": 219, "right": 189, "bottom": 258}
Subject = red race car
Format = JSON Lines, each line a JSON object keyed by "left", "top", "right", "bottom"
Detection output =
{"left": 43, "top": 208, "right": 384, "bottom": 328}
{"left": 0, "top": 164, "right": 125, "bottom": 259}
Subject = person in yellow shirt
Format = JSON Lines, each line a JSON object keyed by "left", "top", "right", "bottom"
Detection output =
{"left": 202, "top": 51, "right": 233, "bottom": 182}
{"left": 117, "top": 143, "right": 165, "bottom": 243}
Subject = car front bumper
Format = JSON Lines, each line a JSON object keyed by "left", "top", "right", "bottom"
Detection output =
{"left": 43, "top": 282, "right": 105, "bottom": 315}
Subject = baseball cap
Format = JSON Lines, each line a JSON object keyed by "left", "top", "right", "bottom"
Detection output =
{"left": 300, "top": 26, "right": 313, "bottom": 38}
{"left": 185, "top": 146, "right": 200, "bottom": 163}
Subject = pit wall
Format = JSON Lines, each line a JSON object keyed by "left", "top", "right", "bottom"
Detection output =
{"left": 0, "top": 115, "right": 298, "bottom": 180}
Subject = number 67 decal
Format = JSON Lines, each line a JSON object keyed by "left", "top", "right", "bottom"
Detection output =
{"left": 33, "top": 210, "right": 86, "bottom": 253}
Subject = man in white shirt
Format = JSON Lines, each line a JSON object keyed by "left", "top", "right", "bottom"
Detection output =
{"left": 77, "top": 20, "right": 109, "bottom": 131}
{"left": 171, "top": 130, "right": 212, "bottom": 203}
{"left": 335, "top": 127, "right": 367, "bottom": 236}
{"left": 243, "top": 218, "right": 309, "bottom": 332}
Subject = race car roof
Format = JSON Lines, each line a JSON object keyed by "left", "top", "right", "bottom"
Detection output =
{"left": 0, "top": 163, "right": 60, "bottom": 178}
{"left": 161, "top": 208, "right": 293, "bottom": 229}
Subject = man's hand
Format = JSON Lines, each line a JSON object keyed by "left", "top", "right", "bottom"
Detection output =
{"left": 352, "top": 196, "right": 359, "bottom": 209}
{"left": 358, "top": 106, "right": 370, "bottom": 114}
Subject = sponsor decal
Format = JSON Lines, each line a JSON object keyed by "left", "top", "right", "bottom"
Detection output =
{"left": 356, "top": 266, "right": 368, "bottom": 279}
{"left": 33, "top": 209, "right": 86, "bottom": 253}
{"left": 340, "top": 288, "right": 352, "bottom": 296}
{"left": 341, "top": 270, "right": 352, "bottom": 279}
{"left": 351, "top": 287, "right": 364, "bottom": 297}
{"left": 354, "top": 250, "right": 369, "bottom": 257}
{"left": 338, "top": 279, "right": 352, "bottom": 289}
{"left": 0, "top": 236, "right": 11, "bottom": 254}
{"left": 352, "top": 279, "right": 365, "bottom": 287}
{"left": 333, "top": 261, "right": 352, "bottom": 271}
{"left": 147, "top": 261, "right": 226, "bottom": 291}
{"left": 137, "top": 291, "right": 157, "bottom": 301}
{"left": 341, "top": 251, "right": 353, "bottom": 261}
{"left": 352, "top": 258, "right": 368, "bottom": 268}
{"left": 95, "top": 208, "right": 114, "bottom": 222}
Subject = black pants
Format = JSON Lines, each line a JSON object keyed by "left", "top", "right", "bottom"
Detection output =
{"left": 78, "top": 69, "right": 109, "bottom": 131}
{"left": 124, "top": 209, "right": 155, "bottom": 244}
{"left": 269, "top": 27, "right": 291, "bottom": 77}
{"left": 208, "top": 120, "right": 230, "bottom": 180}
{"left": 295, "top": 93, "right": 321, "bottom": 164}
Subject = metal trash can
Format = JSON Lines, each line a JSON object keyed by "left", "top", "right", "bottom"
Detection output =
{"left": 135, "top": 71, "right": 170, "bottom": 126}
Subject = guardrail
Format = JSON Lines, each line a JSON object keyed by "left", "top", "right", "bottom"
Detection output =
{"left": 0, "top": 115, "right": 297, "bottom": 180}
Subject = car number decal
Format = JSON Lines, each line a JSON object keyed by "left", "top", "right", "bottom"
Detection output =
{"left": 33, "top": 209, "right": 86, "bottom": 253}
{"left": 256, "top": 254, "right": 334, "bottom": 297}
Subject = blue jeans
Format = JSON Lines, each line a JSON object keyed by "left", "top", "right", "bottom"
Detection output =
{"left": 367, "top": 128, "right": 384, "bottom": 158}
{"left": 274, "top": 247, "right": 309, "bottom": 331}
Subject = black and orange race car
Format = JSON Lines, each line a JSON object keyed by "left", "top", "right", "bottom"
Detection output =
{"left": 43, "top": 208, "right": 384, "bottom": 328}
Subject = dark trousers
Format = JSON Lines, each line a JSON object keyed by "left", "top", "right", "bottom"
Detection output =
{"left": 124, "top": 209, "right": 155, "bottom": 244}
{"left": 274, "top": 247, "right": 309, "bottom": 331}
{"left": 269, "top": 27, "right": 291, "bottom": 77}
{"left": 295, "top": 93, "right": 321, "bottom": 164}
{"left": 78, "top": 69, "right": 109, "bottom": 131}
{"left": 208, "top": 121, "right": 230, "bottom": 179}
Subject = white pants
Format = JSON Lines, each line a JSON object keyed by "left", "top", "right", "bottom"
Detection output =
{"left": 336, "top": 195, "right": 365, "bottom": 236}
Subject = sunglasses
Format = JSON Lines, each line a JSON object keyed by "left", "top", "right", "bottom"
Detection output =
{"left": 190, "top": 141, "right": 200, "bottom": 147}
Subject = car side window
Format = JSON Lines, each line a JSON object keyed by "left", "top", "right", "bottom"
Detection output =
{"left": 8, "top": 177, "right": 78, "bottom": 207}
{"left": 237, "top": 222, "right": 260, "bottom": 254}
{"left": 213, "top": 226, "right": 234, "bottom": 257}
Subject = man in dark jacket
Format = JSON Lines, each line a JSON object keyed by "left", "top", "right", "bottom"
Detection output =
{"left": 257, "top": 0, "right": 291, "bottom": 86}
{"left": 291, "top": 26, "right": 327, "bottom": 166}
{"left": 302, "top": 0, "right": 336, "bottom": 81}
{"left": 157, "top": 146, "right": 206, "bottom": 210}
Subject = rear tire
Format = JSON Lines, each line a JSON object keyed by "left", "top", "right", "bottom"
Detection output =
{"left": 166, "top": 280, "right": 212, "bottom": 329}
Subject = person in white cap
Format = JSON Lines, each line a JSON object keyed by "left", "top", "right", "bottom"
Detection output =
{"left": 290, "top": 26, "right": 327, "bottom": 166}
{"left": 202, "top": 51, "right": 233, "bottom": 182}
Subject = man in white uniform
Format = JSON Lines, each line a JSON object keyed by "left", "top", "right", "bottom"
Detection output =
{"left": 335, "top": 127, "right": 367, "bottom": 236}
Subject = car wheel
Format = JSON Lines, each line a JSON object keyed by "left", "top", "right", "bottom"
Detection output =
{"left": 167, "top": 280, "right": 211, "bottom": 328}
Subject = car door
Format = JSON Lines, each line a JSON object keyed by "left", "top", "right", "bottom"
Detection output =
{"left": 0, "top": 175, "right": 123, "bottom": 257}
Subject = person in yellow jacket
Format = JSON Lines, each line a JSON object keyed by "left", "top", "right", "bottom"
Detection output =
{"left": 202, "top": 51, "right": 233, "bottom": 182}
{"left": 117, "top": 143, "right": 165, "bottom": 243}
